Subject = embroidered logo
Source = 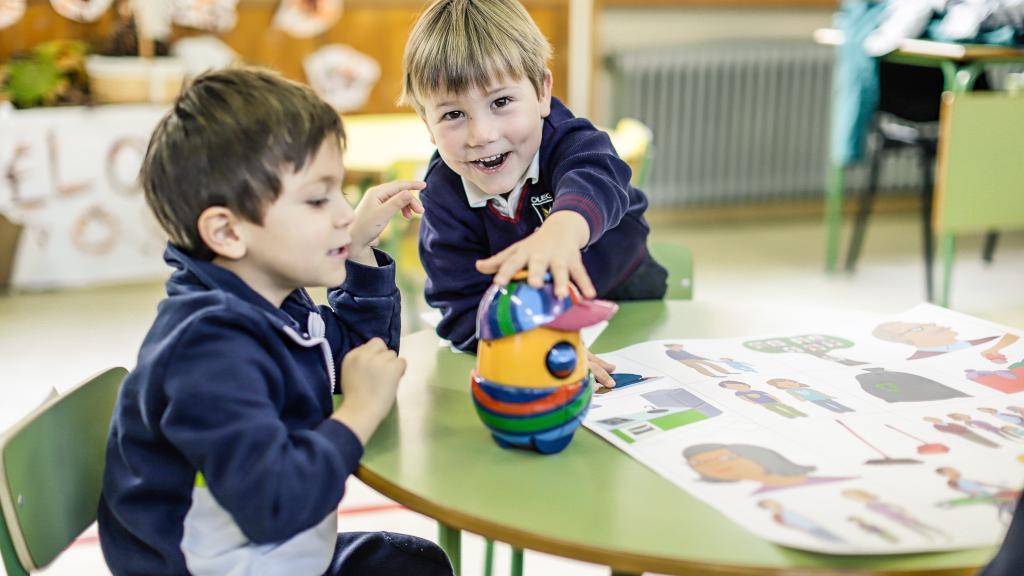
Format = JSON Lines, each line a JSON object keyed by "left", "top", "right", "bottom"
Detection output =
{"left": 530, "top": 193, "right": 553, "bottom": 222}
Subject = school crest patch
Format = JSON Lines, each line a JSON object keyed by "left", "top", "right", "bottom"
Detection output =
{"left": 530, "top": 193, "right": 553, "bottom": 222}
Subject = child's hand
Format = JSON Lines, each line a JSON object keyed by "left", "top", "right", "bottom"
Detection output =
{"left": 588, "top": 349, "right": 616, "bottom": 389}
{"left": 348, "top": 180, "right": 426, "bottom": 265}
{"left": 331, "top": 338, "right": 407, "bottom": 444}
{"left": 475, "top": 211, "right": 596, "bottom": 298}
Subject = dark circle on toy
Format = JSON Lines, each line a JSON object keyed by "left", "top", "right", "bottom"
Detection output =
{"left": 545, "top": 341, "right": 577, "bottom": 378}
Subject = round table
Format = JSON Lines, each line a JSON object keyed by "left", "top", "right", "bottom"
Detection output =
{"left": 356, "top": 300, "right": 998, "bottom": 575}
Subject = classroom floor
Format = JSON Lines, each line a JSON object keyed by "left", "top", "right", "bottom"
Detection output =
{"left": 2, "top": 210, "right": 1023, "bottom": 576}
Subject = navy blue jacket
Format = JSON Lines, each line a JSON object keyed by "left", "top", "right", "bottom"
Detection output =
{"left": 98, "top": 244, "right": 400, "bottom": 575}
{"left": 419, "top": 97, "right": 652, "bottom": 351}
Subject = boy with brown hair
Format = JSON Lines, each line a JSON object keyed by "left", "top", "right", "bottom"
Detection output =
{"left": 98, "top": 67, "right": 452, "bottom": 576}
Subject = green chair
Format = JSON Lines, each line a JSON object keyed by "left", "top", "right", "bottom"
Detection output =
{"left": 933, "top": 91, "right": 1024, "bottom": 307}
{"left": 0, "top": 367, "right": 127, "bottom": 575}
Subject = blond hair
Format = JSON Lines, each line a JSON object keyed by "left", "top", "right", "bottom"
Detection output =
{"left": 399, "top": 0, "right": 552, "bottom": 112}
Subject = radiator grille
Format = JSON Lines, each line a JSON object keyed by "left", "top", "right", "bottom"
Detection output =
{"left": 608, "top": 40, "right": 926, "bottom": 207}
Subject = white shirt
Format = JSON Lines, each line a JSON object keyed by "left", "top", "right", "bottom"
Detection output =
{"left": 461, "top": 152, "right": 540, "bottom": 218}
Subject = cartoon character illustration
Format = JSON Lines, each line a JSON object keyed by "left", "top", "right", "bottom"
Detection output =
{"left": 842, "top": 489, "right": 949, "bottom": 542}
{"left": 743, "top": 334, "right": 868, "bottom": 367}
{"left": 936, "top": 466, "right": 1021, "bottom": 523}
{"left": 766, "top": 378, "right": 854, "bottom": 413}
{"left": 979, "top": 407, "right": 1024, "bottom": 427}
{"left": 855, "top": 367, "right": 969, "bottom": 402}
{"left": 965, "top": 361, "right": 1024, "bottom": 393}
{"left": 948, "top": 413, "right": 1023, "bottom": 442}
{"left": 872, "top": 321, "right": 1019, "bottom": 362}
{"left": 718, "top": 381, "right": 807, "bottom": 419}
{"left": 472, "top": 272, "right": 617, "bottom": 454}
{"left": 719, "top": 357, "right": 756, "bottom": 372}
{"left": 682, "top": 443, "right": 854, "bottom": 494}
{"left": 663, "top": 344, "right": 733, "bottom": 378}
{"left": 758, "top": 499, "right": 843, "bottom": 543}
{"left": 923, "top": 417, "right": 999, "bottom": 449}
{"left": 596, "top": 388, "right": 721, "bottom": 444}
{"left": 848, "top": 515, "right": 900, "bottom": 543}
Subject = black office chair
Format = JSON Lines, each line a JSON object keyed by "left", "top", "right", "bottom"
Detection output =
{"left": 844, "top": 61, "right": 998, "bottom": 301}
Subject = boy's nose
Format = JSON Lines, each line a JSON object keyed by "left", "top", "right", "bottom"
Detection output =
{"left": 467, "top": 117, "right": 498, "bottom": 146}
{"left": 333, "top": 200, "right": 354, "bottom": 228}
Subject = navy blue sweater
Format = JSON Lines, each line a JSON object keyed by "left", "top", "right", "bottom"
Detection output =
{"left": 419, "top": 97, "right": 652, "bottom": 351}
{"left": 98, "top": 244, "right": 400, "bottom": 575}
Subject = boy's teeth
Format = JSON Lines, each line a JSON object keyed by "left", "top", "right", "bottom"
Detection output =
{"left": 476, "top": 152, "right": 506, "bottom": 168}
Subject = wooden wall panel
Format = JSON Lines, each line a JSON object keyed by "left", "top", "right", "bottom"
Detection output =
{"left": 1, "top": 0, "right": 568, "bottom": 114}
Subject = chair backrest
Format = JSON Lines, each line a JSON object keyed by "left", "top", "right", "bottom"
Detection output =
{"left": 649, "top": 241, "right": 694, "bottom": 300}
{"left": 934, "top": 91, "right": 1024, "bottom": 235}
{"left": 607, "top": 118, "right": 654, "bottom": 188}
{"left": 0, "top": 367, "right": 127, "bottom": 575}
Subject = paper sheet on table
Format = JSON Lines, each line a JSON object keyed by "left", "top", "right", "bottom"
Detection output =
{"left": 584, "top": 303, "right": 1024, "bottom": 555}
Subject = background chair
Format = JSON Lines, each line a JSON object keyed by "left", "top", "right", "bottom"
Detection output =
{"left": 0, "top": 367, "right": 127, "bottom": 575}
{"left": 933, "top": 91, "right": 1024, "bottom": 307}
{"left": 844, "top": 61, "right": 996, "bottom": 302}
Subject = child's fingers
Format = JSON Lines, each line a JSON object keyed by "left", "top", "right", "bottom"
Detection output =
{"left": 550, "top": 260, "right": 570, "bottom": 298}
{"left": 526, "top": 254, "right": 550, "bottom": 289}
{"left": 495, "top": 252, "right": 529, "bottom": 286}
{"left": 590, "top": 352, "right": 616, "bottom": 374}
{"left": 590, "top": 358, "right": 615, "bottom": 388}
{"left": 367, "top": 180, "right": 426, "bottom": 203}
{"left": 475, "top": 246, "right": 511, "bottom": 274}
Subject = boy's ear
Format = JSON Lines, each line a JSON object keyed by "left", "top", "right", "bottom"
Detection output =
{"left": 197, "top": 206, "right": 246, "bottom": 260}
{"left": 539, "top": 69, "right": 553, "bottom": 118}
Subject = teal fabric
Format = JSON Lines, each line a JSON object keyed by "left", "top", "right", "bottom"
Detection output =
{"left": 830, "top": 0, "right": 888, "bottom": 166}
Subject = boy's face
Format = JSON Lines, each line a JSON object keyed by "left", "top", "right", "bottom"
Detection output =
{"left": 231, "top": 138, "right": 352, "bottom": 304}
{"left": 419, "top": 71, "right": 552, "bottom": 196}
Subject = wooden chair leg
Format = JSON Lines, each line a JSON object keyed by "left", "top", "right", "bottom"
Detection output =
{"left": 845, "top": 136, "right": 884, "bottom": 271}
{"left": 921, "top": 149, "right": 936, "bottom": 302}
{"left": 983, "top": 230, "right": 999, "bottom": 263}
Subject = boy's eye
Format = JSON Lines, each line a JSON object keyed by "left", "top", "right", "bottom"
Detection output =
{"left": 493, "top": 96, "right": 512, "bottom": 108}
{"left": 306, "top": 198, "right": 329, "bottom": 208}
{"left": 440, "top": 110, "right": 464, "bottom": 122}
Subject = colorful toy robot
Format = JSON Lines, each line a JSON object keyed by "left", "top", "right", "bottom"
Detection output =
{"left": 471, "top": 272, "right": 618, "bottom": 454}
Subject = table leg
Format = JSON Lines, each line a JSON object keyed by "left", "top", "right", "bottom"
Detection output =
{"left": 825, "top": 162, "right": 845, "bottom": 272}
{"left": 483, "top": 539, "right": 494, "bottom": 576}
{"left": 939, "top": 232, "right": 956, "bottom": 307}
{"left": 511, "top": 547, "right": 524, "bottom": 576}
{"left": 438, "top": 524, "right": 461, "bottom": 576}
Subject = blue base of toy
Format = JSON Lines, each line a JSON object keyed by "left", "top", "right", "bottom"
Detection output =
{"left": 487, "top": 407, "right": 589, "bottom": 454}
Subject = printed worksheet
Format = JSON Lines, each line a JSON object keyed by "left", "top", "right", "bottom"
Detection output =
{"left": 584, "top": 303, "right": 1024, "bottom": 554}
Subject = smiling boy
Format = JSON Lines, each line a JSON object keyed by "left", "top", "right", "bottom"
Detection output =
{"left": 400, "top": 0, "right": 667, "bottom": 377}
{"left": 98, "top": 68, "right": 452, "bottom": 576}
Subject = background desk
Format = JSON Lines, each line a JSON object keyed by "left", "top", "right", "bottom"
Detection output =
{"left": 357, "top": 300, "right": 998, "bottom": 575}
{"left": 815, "top": 29, "right": 1024, "bottom": 294}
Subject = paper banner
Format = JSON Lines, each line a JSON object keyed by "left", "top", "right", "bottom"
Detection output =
{"left": 49, "top": 0, "right": 114, "bottom": 23}
{"left": 0, "top": 0, "right": 25, "bottom": 29}
{"left": 303, "top": 44, "right": 379, "bottom": 112}
{"left": 273, "top": 0, "right": 342, "bottom": 38}
{"left": 172, "top": 0, "right": 238, "bottom": 33}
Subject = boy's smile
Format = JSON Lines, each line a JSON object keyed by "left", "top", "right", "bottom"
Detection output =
{"left": 420, "top": 71, "right": 552, "bottom": 197}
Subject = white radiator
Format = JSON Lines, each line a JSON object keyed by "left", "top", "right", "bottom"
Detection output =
{"left": 608, "top": 40, "right": 926, "bottom": 207}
